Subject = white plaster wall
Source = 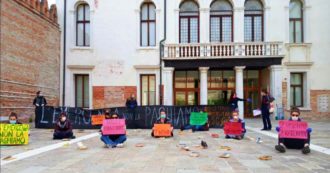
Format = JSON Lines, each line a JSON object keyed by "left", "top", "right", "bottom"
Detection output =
{"left": 57, "top": 0, "right": 330, "bottom": 106}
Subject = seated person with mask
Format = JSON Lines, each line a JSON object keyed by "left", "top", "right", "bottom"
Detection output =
{"left": 53, "top": 113, "right": 75, "bottom": 140}
{"left": 7, "top": 112, "right": 22, "bottom": 124}
{"left": 225, "top": 111, "right": 246, "bottom": 140}
{"left": 151, "top": 110, "right": 174, "bottom": 137}
{"left": 100, "top": 113, "right": 127, "bottom": 148}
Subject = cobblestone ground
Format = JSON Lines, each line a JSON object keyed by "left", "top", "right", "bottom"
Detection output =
{"left": 1, "top": 118, "right": 330, "bottom": 173}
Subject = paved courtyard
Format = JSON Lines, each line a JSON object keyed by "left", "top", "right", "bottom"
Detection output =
{"left": 1, "top": 118, "right": 330, "bottom": 173}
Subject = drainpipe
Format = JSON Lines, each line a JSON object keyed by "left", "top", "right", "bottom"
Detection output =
{"left": 62, "top": 0, "right": 67, "bottom": 106}
{"left": 159, "top": 0, "right": 166, "bottom": 105}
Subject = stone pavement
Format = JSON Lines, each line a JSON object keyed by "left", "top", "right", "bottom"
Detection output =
{"left": 1, "top": 118, "right": 330, "bottom": 173}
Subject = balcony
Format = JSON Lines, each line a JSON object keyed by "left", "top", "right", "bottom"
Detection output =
{"left": 163, "top": 42, "right": 284, "bottom": 59}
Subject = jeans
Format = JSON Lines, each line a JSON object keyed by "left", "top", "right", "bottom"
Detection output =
{"left": 261, "top": 108, "right": 272, "bottom": 129}
{"left": 101, "top": 135, "right": 127, "bottom": 146}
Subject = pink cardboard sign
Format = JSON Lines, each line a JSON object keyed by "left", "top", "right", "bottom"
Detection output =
{"left": 224, "top": 122, "right": 242, "bottom": 135}
{"left": 102, "top": 119, "right": 126, "bottom": 135}
{"left": 279, "top": 120, "right": 308, "bottom": 139}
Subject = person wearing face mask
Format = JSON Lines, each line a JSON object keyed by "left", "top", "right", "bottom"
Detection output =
{"left": 275, "top": 107, "right": 312, "bottom": 154}
{"left": 228, "top": 92, "right": 252, "bottom": 112}
{"left": 151, "top": 111, "right": 174, "bottom": 137}
{"left": 7, "top": 112, "right": 22, "bottom": 124}
{"left": 53, "top": 113, "right": 75, "bottom": 140}
{"left": 180, "top": 110, "right": 209, "bottom": 132}
{"left": 100, "top": 113, "right": 127, "bottom": 148}
{"left": 126, "top": 94, "right": 138, "bottom": 128}
{"left": 33, "top": 91, "right": 47, "bottom": 126}
{"left": 225, "top": 111, "right": 246, "bottom": 140}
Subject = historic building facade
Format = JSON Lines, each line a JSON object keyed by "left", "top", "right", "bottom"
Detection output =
{"left": 0, "top": 0, "right": 60, "bottom": 121}
{"left": 57, "top": 0, "right": 330, "bottom": 118}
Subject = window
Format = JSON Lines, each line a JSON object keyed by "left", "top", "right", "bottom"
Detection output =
{"left": 75, "top": 74, "right": 89, "bottom": 108}
{"left": 290, "top": 73, "right": 304, "bottom": 107}
{"left": 289, "top": 0, "right": 303, "bottom": 43}
{"left": 140, "top": 75, "right": 156, "bottom": 106}
{"left": 76, "top": 4, "right": 90, "bottom": 46}
{"left": 174, "top": 71, "right": 199, "bottom": 105}
{"left": 141, "top": 3, "right": 156, "bottom": 46}
{"left": 179, "top": 0, "right": 199, "bottom": 43}
{"left": 207, "top": 70, "right": 235, "bottom": 105}
{"left": 244, "top": 0, "right": 263, "bottom": 42}
{"left": 210, "top": 0, "right": 233, "bottom": 42}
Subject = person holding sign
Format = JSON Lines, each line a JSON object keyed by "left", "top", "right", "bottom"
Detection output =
{"left": 180, "top": 111, "right": 209, "bottom": 132}
{"left": 228, "top": 92, "right": 251, "bottom": 112}
{"left": 224, "top": 111, "right": 246, "bottom": 140}
{"left": 7, "top": 112, "right": 22, "bottom": 124}
{"left": 100, "top": 113, "right": 127, "bottom": 148}
{"left": 53, "top": 113, "right": 75, "bottom": 140}
{"left": 151, "top": 111, "right": 173, "bottom": 137}
{"left": 275, "top": 107, "right": 312, "bottom": 154}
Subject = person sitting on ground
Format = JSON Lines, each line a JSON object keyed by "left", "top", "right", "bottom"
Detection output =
{"left": 275, "top": 107, "right": 312, "bottom": 154}
{"left": 180, "top": 110, "right": 209, "bottom": 132}
{"left": 100, "top": 113, "right": 127, "bottom": 148}
{"left": 7, "top": 112, "right": 22, "bottom": 124}
{"left": 225, "top": 111, "right": 246, "bottom": 140}
{"left": 151, "top": 111, "right": 174, "bottom": 137}
{"left": 53, "top": 113, "right": 75, "bottom": 140}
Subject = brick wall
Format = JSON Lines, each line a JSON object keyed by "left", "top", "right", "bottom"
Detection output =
{"left": 0, "top": 0, "right": 60, "bottom": 122}
{"left": 93, "top": 86, "right": 137, "bottom": 109}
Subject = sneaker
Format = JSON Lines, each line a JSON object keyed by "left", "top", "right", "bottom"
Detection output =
{"left": 180, "top": 126, "right": 184, "bottom": 131}
{"left": 116, "top": 143, "right": 124, "bottom": 148}
{"left": 302, "top": 146, "right": 311, "bottom": 154}
{"left": 225, "top": 135, "right": 230, "bottom": 139}
{"left": 275, "top": 144, "right": 286, "bottom": 153}
{"left": 71, "top": 136, "right": 76, "bottom": 139}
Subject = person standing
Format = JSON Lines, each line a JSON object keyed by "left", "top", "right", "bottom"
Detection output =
{"left": 260, "top": 89, "right": 273, "bottom": 131}
{"left": 228, "top": 92, "right": 251, "bottom": 112}
{"left": 33, "top": 91, "right": 47, "bottom": 126}
{"left": 126, "top": 94, "right": 138, "bottom": 128}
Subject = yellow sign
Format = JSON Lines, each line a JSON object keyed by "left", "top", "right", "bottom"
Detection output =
{"left": 0, "top": 124, "right": 29, "bottom": 145}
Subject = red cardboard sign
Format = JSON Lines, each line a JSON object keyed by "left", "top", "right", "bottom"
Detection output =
{"left": 102, "top": 119, "right": 126, "bottom": 135}
{"left": 224, "top": 122, "right": 242, "bottom": 135}
{"left": 279, "top": 120, "right": 308, "bottom": 139}
{"left": 153, "top": 124, "right": 172, "bottom": 137}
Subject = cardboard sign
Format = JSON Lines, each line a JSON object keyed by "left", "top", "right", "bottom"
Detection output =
{"left": 190, "top": 112, "right": 208, "bottom": 125}
{"left": 224, "top": 122, "right": 242, "bottom": 135}
{"left": 91, "top": 115, "right": 105, "bottom": 125}
{"left": 153, "top": 124, "right": 172, "bottom": 137}
{"left": 102, "top": 119, "right": 126, "bottom": 135}
{"left": 279, "top": 120, "right": 308, "bottom": 139}
{"left": 253, "top": 109, "right": 261, "bottom": 117}
{"left": 0, "top": 124, "right": 29, "bottom": 145}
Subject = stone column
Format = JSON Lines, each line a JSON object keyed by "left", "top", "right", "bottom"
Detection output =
{"left": 163, "top": 67, "right": 174, "bottom": 105}
{"left": 233, "top": 7, "right": 245, "bottom": 42}
{"left": 199, "top": 67, "right": 209, "bottom": 105}
{"left": 199, "top": 8, "right": 210, "bottom": 43}
{"left": 234, "top": 66, "right": 245, "bottom": 119}
{"left": 269, "top": 65, "right": 283, "bottom": 112}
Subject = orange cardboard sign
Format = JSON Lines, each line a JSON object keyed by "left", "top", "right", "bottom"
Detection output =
{"left": 91, "top": 115, "right": 105, "bottom": 125}
{"left": 153, "top": 124, "right": 172, "bottom": 137}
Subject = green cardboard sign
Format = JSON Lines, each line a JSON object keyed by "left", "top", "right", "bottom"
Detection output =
{"left": 190, "top": 112, "right": 208, "bottom": 125}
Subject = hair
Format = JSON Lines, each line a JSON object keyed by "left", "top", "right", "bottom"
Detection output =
{"left": 261, "top": 89, "right": 268, "bottom": 94}
{"left": 290, "top": 107, "right": 300, "bottom": 116}
{"left": 59, "top": 112, "right": 66, "bottom": 118}
{"left": 9, "top": 112, "right": 18, "bottom": 119}
{"left": 229, "top": 92, "right": 237, "bottom": 102}
{"left": 104, "top": 109, "right": 110, "bottom": 115}
{"left": 36, "top": 91, "right": 41, "bottom": 95}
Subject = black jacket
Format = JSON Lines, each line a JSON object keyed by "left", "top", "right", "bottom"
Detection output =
{"left": 125, "top": 98, "right": 137, "bottom": 109}
{"left": 33, "top": 96, "right": 47, "bottom": 106}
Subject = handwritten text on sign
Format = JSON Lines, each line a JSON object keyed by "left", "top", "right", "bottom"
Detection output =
{"left": 91, "top": 115, "right": 105, "bottom": 125}
{"left": 0, "top": 124, "right": 29, "bottom": 145}
{"left": 190, "top": 112, "right": 208, "bottom": 125}
{"left": 153, "top": 124, "right": 172, "bottom": 137}
{"left": 224, "top": 122, "right": 242, "bottom": 135}
{"left": 279, "top": 120, "right": 308, "bottom": 139}
{"left": 102, "top": 119, "right": 126, "bottom": 135}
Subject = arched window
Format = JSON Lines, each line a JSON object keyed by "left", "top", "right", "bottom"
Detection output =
{"left": 76, "top": 3, "right": 90, "bottom": 46}
{"left": 244, "top": 0, "right": 263, "bottom": 42}
{"left": 289, "top": 0, "right": 303, "bottom": 43}
{"left": 141, "top": 2, "right": 156, "bottom": 47}
{"left": 210, "top": 0, "right": 233, "bottom": 42}
{"left": 179, "top": 0, "right": 199, "bottom": 43}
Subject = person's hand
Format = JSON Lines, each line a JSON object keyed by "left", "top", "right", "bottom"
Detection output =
{"left": 247, "top": 98, "right": 252, "bottom": 102}
{"left": 307, "top": 128, "right": 312, "bottom": 133}
{"left": 41, "top": 104, "right": 44, "bottom": 106}
{"left": 36, "top": 104, "right": 39, "bottom": 106}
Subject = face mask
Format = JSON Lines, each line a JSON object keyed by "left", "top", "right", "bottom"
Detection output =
{"left": 61, "top": 117, "right": 66, "bottom": 122}
{"left": 160, "top": 114, "right": 166, "bottom": 119}
{"left": 9, "top": 120, "right": 17, "bottom": 124}
{"left": 233, "top": 116, "right": 238, "bottom": 119}
{"left": 292, "top": 116, "right": 299, "bottom": 121}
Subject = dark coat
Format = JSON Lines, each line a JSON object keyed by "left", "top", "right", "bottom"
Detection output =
{"left": 33, "top": 96, "right": 47, "bottom": 106}
{"left": 125, "top": 98, "right": 137, "bottom": 109}
{"left": 54, "top": 120, "right": 73, "bottom": 133}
